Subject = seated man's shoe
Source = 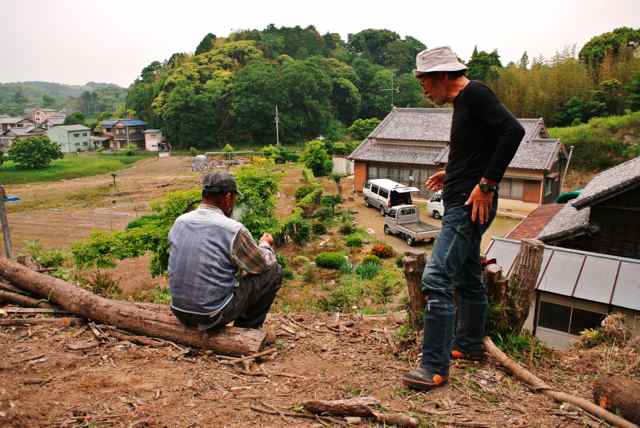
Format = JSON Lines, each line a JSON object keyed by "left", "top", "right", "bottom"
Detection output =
{"left": 451, "top": 347, "right": 486, "bottom": 362}
{"left": 403, "top": 366, "right": 448, "bottom": 391}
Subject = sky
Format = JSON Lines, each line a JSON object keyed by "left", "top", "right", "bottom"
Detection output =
{"left": 1, "top": 0, "right": 639, "bottom": 87}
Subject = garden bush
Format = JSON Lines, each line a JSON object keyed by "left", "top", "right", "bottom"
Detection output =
{"left": 371, "top": 243, "right": 394, "bottom": 258}
{"left": 292, "top": 255, "right": 310, "bottom": 267}
{"left": 26, "top": 240, "right": 67, "bottom": 269}
{"left": 315, "top": 252, "right": 348, "bottom": 270}
{"left": 362, "top": 254, "right": 381, "bottom": 266}
{"left": 312, "top": 222, "right": 328, "bottom": 235}
{"left": 345, "top": 233, "right": 363, "bottom": 248}
{"left": 317, "top": 276, "right": 365, "bottom": 312}
{"left": 338, "top": 222, "right": 354, "bottom": 235}
{"left": 301, "top": 140, "right": 332, "bottom": 177}
{"left": 355, "top": 262, "right": 380, "bottom": 280}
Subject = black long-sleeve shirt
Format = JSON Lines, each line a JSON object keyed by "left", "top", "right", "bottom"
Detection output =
{"left": 443, "top": 80, "right": 526, "bottom": 209}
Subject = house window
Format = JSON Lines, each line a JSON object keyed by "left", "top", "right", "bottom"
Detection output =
{"left": 500, "top": 178, "right": 524, "bottom": 200}
{"left": 82, "top": 132, "right": 87, "bottom": 136}
{"left": 74, "top": 133, "right": 80, "bottom": 137}
{"left": 368, "top": 166, "right": 378, "bottom": 178}
{"left": 538, "top": 301, "right": 605, "bottom": 335}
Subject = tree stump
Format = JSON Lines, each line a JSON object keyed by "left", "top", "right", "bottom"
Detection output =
{"left": 593, "top": 375, "right": 640, "bottom": 424}
{"left": 485, "top": 239, "right": 545, "bottom": 335}
{"left": 402, "top": 252, "right": 426, "bottom": 329}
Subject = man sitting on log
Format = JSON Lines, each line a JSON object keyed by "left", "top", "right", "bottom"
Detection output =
{"left": 168, "top": 172, "right": 282, "bottom": 331}
{"left": 403, "top": 47, "right": 525, "bottom": 391}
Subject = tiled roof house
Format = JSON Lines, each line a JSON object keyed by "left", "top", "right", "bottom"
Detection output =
{"left": 348, "top": 108, "right": 566, "bottom": 204}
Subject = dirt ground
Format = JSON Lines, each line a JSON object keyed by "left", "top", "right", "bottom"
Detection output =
{"left": 2, "top": 311, "right": 633, "bottom": 428}
{"left": 3, "top": 160, "right": 626, "bottom": 427}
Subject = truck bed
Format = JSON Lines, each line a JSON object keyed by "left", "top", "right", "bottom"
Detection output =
{"left": 398, "top": 222, "right": 440, "bottom": 233}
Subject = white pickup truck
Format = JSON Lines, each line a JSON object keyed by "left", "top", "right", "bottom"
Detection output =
{"left": 383, "top": 204, "right": 440, "bottom": 246}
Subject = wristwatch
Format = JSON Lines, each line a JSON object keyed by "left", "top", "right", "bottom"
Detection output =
{"left": 479, "top": 182, "right": 497, "bottom": 194}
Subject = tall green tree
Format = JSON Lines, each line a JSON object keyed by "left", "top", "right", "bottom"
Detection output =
{"left": 8, "top": 136, "right": 63, "bottom": 169}
{"left": 195, "top": 33, "right": 217, "bottom": 55}
{"left": 467, "top": 49, "right": 502, "bottom": 82}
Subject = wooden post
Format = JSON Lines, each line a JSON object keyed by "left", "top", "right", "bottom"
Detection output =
{"left": 0, "top": 185, "right": 12, "bottom": 259}
{"left": 402, "top": 252, "right": 426, "bottom": 329}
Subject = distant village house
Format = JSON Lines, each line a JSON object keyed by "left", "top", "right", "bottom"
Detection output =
{"left": 348, "top": 108, "right": 566, "bottom": 206}
{"left": 46, "top": 124, "right": 92, "bottom": 153}
{"left": 99, "top": 119, "right": 146, "bottom": 150}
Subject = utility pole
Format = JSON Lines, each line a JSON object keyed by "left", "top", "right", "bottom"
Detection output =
{"left": 274, "top": 105, "right": 280, "bottom": 146}
{"left": 0, "top": 185, "right": 13, "bottom": 259}
{"left": 383, "top": 72, "right": 400, "bottom": 108}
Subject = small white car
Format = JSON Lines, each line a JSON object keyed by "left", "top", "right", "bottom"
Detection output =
{"left": 363, "top": 179, "right": 420, "bottom": 216}
{"left": 426, "top": 191, "right": 445, "bottom": 219}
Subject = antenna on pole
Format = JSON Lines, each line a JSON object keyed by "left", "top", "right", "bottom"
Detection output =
{"left": 383, "top": 72, "right": 400, "bottom": 108}
{"left": 274, "top": 104, "right": 280, "bottom": 146}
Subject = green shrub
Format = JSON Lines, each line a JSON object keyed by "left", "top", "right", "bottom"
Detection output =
{"left": 338, "top": 222, "right": 354, "bottom": 235}
{"left": 8, "top": 136, "right": 63, "bottom": 169}
{"left": 313, "top": 207, "right": 334, "bottom": 222}
{"left": 318, "top": 276, "right": 365, "bottom": 312}
{"left": 189, "top": 147, "right": 199, "bottom": 156}
{"left": 295, "top": 185, "right": 318, "bottom": 201}
{"left": 123, "top": 143, "right": 138, "bottom": 156}
{"left": 345, "top": 234, "right": 363, "bottom": 248}
{"left": 261, "top": 145, "right": 299, "bottom": 163}
{"left": 315, "top": 252, "right": 348, "bottom": 270}
{"left": 274, "top": 208, "right": 311, "bottom": 245}
{"left": 355, "top": 262, "right": 380, "bottom": 279}
{"left": 395, "top": 255, "right": 404, "bottom": 268}
{"left": 371, "top": 243, "right": 394, "bottom": 258}
{"left": 276, "top": 254, "right": 294, "bottom": 279}
{"left": 312, "top": 222, "right": 328, "bottom": 235}
{"left": 25, "top": 240, "right": 67, "bottom": 269}
{"left": 348, "top": 118, "right": 381, "bottom": 140}
{"left": 126, "top": 214, "right": 162, "bottom": 230}
{"left": 301, "top": 140, "right": 332, "bottom": 177}
{"left": 362, "top": 254, "right": 381, "bottom": 266}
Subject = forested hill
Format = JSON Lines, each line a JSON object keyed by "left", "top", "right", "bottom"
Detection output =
{"left": 126, "top": 26, "right": 430, "bottom": 149}
{"left": 0, "top": 81, "right": 127, "bottom": 117}
{"left": 127, "top": 25, "right": 640, "bottom": 150}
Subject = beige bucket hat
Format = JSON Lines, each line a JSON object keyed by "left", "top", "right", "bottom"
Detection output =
{"left": 414, "top": 46, "right": 467, "bottom": 76}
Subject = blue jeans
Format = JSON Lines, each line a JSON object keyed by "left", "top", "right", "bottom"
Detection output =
{"left": 420, "top": 198, "right": 497, "bottom": 376}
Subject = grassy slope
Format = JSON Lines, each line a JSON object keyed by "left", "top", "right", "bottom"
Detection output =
{"left": 548, "top": 112, "right": 640, "bottom": 170}
{"left": 0, "top": 152, "right": 153, "bottom": 185}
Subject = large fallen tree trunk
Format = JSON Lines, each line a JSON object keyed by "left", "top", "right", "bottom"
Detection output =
{"left": 484, "top": 337, "right": 638, "bottom": 428}
{"left": 593, "top": 375, "right": 640, "bottom": 424}
{"left": 0, "top": 257, "right": 265, "bottom": 355}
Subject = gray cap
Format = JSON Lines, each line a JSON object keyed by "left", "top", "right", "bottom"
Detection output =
{"left": 414, "top": 46, "right": 467, "bottom": 77}
{"left": 202, "top": 172, "right": 239, "bottom": 194}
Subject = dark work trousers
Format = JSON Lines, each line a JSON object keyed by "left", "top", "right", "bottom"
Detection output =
{"left": 420, "top": 195, "right": 497, "bottom": 376}
{"left": 172, "top": 263, "right": 283, "bottom": 330}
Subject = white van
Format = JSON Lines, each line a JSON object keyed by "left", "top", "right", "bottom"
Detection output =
{"left": 363, "top": 179, "right": 420, "bottom": 216}
{"left": 426, "top": 191, "right": 445, "bottom": 219}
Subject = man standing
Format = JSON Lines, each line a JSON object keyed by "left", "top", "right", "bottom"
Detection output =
{"left": 168, "top": 172, "right": 282, "bottom": 331}
{"left": 403, "top": 47, "right": 525, "bottom": 390}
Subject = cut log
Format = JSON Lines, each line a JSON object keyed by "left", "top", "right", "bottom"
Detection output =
{"left": 0, "top": 257, "right": 266, "bottom": 355}
{"left": 593, "top": 375, "right": 640, "bottom": 424}
{"left": 303, "top": 397, "right": 380, "bottom": 417}
{"left": 0, "top": 289, "right": 55, "bottom": 309}
{"left": 484, "top": 336, "right": 638, "bottom": 428}
{"left": 402, "top": 252, "right": 426, "bottom": 329}
{"left": 303, "top": 397, "right": 418, "bottom": 427}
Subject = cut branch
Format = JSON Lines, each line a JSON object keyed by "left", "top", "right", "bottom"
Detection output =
{"left": 484, "top": 336, "right": 638, "bottom": 428}
{"left": 0, "top": 257, "right": 266, "bottom": 355}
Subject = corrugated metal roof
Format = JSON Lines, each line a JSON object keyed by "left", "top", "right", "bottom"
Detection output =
{"left": 51, "top": 124, "right": 90, "bottom": 132}
{"left": 100, "top": 119, "right": 147, "bottom": 127}
{"left": 485, "top": 238, "right": 640, "bottom": 311}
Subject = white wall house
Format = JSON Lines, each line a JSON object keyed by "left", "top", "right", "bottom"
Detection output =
{"left": 46, "top": 124, "right": 92, "bottom": 153}
{"left": 144, "top": 129, "right": 162, "bottom": 152}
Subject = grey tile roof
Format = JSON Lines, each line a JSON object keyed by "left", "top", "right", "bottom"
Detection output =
{"left": 373, "top": 108, "right": 453, "bottom": 142}
{"left": 572, "top": 156, "right": 640, "bottom": 209}
{"left": 538, "top": 155, "right": 640, "bottom": 242}
{"left": 537, "top": 202, "right": 591, "bottom": 242}
{"left": 0, "top": 117, "right": 23, "bottom": 124}
{"left": 46, "top": 116, "right": 66, "bottom": 126}
{"left": 349, "top": 108, "right": 560, "bottom": 171}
